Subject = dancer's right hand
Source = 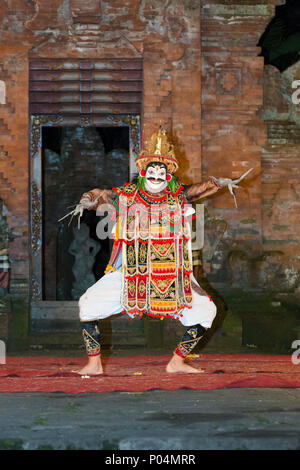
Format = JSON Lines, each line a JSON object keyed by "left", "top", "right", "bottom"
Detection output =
{"left": 74, "top": 196, "right": 100, "bottom": 217}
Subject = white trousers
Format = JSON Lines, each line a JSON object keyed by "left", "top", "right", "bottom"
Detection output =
{"left": 79, "top": 269, "right": 217, "bottom": 328}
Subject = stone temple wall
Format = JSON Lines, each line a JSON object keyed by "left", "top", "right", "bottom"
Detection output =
{"left": 0, "top": 0, "right": 202, "bottom": 298}
{"left": 0, "top": 0, "right": 299, "bottom": 351}
{"left": 199, "top": 1, "right": 300, "bottom": 353}
{"left": 201, "top": 1, "right": 300, "bottom": 298}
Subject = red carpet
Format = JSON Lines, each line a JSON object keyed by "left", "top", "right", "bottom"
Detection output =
{"left": 0, "top": 354, "right": 299, "bottom": 393}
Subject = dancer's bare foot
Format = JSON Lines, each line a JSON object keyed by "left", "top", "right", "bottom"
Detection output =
{"left": 72, "top": 355, "right": 103, "bottom": 375}
{"left": 166, "top": 354, "right": 204, "bottom": 374}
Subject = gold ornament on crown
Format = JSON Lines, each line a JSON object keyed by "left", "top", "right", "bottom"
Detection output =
{"left": 135, "top": 126, "right": 179, "bottom": 174}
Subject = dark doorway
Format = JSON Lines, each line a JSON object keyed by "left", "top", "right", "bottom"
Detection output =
{"left": 257, "top": 0, "right": 300, "bottom": 72}
{"left": 41, "top": 126, "right": 129, "bottom": 301}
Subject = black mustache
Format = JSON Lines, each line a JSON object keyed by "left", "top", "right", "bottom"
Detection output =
{"left": 147, "top": 177, "right": 165, "bottom": 182}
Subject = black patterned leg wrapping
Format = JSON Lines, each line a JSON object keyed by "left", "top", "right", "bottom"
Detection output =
{"left": 174, "top": 324, "right": 207, "bottom": 358}
{"left": 81, "top": 320, "right": 101, "bottom": 357}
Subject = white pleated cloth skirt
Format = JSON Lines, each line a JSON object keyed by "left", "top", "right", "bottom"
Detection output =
{"left": 79, "top": 267, "right": 217, "bottom": 329}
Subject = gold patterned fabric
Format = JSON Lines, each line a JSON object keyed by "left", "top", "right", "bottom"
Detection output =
{"left": 81, "top": 321, "right": 101, "bottom": 357}
{"left": 135, "top": 127, "right": 178, "bottom": 174}
{"left": 174, "top": 324, "right": 207, "bottom": 358}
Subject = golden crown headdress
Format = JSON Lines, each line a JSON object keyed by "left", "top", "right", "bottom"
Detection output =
{"left": 135, "top": 126, "right": 178, "bottom": 174}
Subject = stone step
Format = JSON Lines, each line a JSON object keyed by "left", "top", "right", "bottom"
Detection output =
{"left": 30, "top": 301, "right": 148, "bottom": 347}
{"left": 28, "top": 331, "right": 147, "bottom": 350}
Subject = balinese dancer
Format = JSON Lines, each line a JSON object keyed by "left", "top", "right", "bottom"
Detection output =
{"left": 66, "top": 127, "right": 252, "bottom": 375}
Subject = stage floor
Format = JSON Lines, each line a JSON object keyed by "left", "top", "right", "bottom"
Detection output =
{"left": 0, "top": 388, "right": 299, "bottom": 450}
{"left": 0, "top": 354, "right": 299, "bottom": 393}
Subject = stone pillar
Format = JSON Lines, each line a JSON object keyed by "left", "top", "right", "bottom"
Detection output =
{"left": 200, "top": 1, "right": 276, "bottom": 290}
{"left": 0, "top": 46, "right": 30, "bottom": 297}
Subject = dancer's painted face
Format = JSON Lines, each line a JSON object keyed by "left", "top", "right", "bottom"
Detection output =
{"left": 144, "top": 163, "right": 167, "bottom": 194}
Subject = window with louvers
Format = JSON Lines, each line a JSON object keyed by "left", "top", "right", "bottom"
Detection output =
{"left": 29, "top": 59, "right": 143, "bottom": 115}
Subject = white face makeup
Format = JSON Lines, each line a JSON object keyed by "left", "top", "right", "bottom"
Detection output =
{"left": 144, "top": 164, "right": 168, "bottom": 194}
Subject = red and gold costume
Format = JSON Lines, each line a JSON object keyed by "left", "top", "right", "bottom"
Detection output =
{"left": 109, "top": 182, "right": 193, "bottom": 319}
{"left": 78, "top": 127, "right": 219, "bottom": 357}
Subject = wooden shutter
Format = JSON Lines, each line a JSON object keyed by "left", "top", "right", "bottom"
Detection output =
{"left": 29, "top": 59, "right": 143, "bottom": 115}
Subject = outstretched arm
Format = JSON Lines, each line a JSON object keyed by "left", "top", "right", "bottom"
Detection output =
{"left": 185, "top": 168, "right": 253, "bottom": 206}
{"left": 80, "top": 188, "right": 115, "bottom": 210}
{"left": 185, "top": 178, "right": 220, "bottom": 203}
{"left": 71, "top": 189, "right": 115, "bottom": 224}
{"left": 58, "top": 188, "right": 116, "bottom": 228}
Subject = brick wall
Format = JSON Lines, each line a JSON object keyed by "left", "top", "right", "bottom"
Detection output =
{"left": 0, "top": 45, "right": 30, "bottom": 295}
{"left": 201, "top": 0, "right": 286, "bottom": 293}
{"left": 0, "top": 0, "right": 299, "bottom": 333}
{"left": 260, "top": 62, "right": 300, "bottom": 293}
{"left": 0, "top": 0, "right": 202, "bottom": 297}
